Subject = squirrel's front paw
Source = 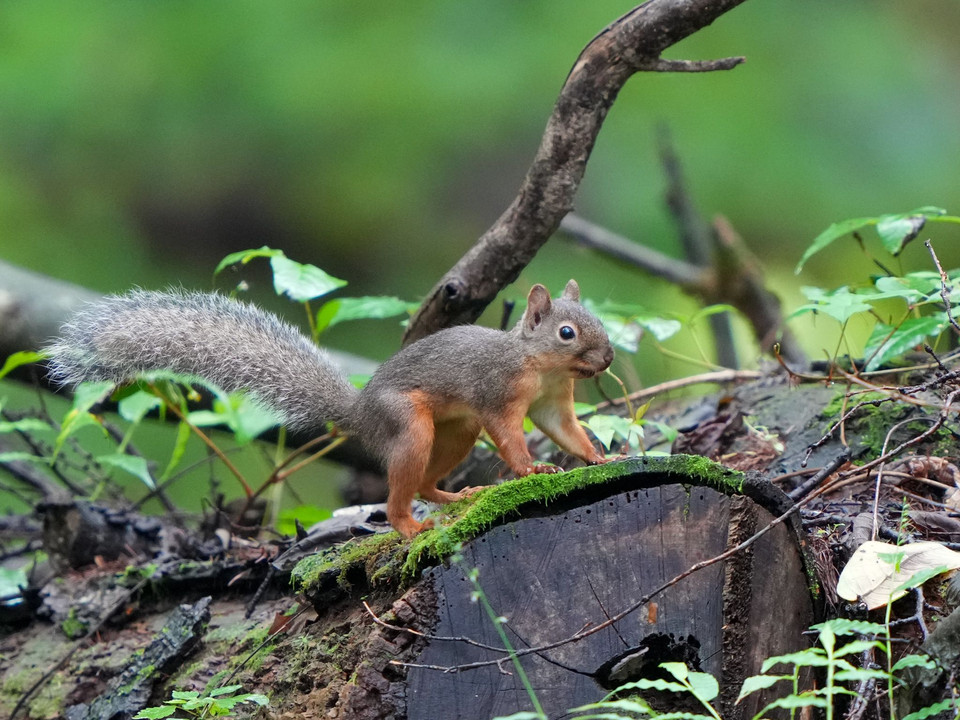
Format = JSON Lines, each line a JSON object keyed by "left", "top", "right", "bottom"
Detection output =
{"left": 530, "top": 463, "right": 563, "bottom": 475}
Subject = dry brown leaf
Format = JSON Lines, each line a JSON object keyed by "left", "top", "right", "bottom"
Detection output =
{"left": 836, "top": 540, "right": 960, "bottom": 609}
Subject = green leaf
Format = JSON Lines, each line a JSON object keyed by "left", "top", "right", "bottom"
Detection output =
{"left": 892, "top": 654, "right": 937, "bottom": 672}
{"left": 790, "top": 286, "right": 872, "bottom": 323}
{"left": 0, "top": 418, "right": 53, "bottom": 434}
{"left": 796, "top": 216, "right": 878, "bottom": 273}
{"left": 583, "top": 300, "right": 680, "bottom": 349}
{"left": 215, "top": 693, "right": 270, "bottom": 709}
{"left": 491, "top": 713, "right": 546, "bottom": 720}
{"left": 569, "top": 698, "right": 653, "bottom": 715}
{"left": 213, "top": 245, "right": 283, "bottom": 277}
{"left": 864, "top": 314, "right": 947, "bottom": 371}
{"left": 56, "top": 396, "right": 110, "bottom": 458}
{"left": 574, "top": 402, "right": 598, "bottom": 416}
{"left": 72, "top": 380, "right": 117, "bottom": 414}
{"left": 760, "top": 649, "right": 827, "bottom": 672}
{"left": 270, "top": 254, "right": 347, "bottom": 302}
{"left": 208, "top": 685, "right": 243, "bottom": 697}
{"left": 618, "top": 678, "right": 686, "bottom": 694}
{"left": 315, "top": 296, "right": 417, "bottom": 334}
{"left": 583, "top": 414, "right": 642, "bottom": 451}
{"left": 870, "top": 272, "right": 953, "bottom": 304}
{"left": 98, "top": 454, "right": 155, "bottom": 490}
{"left": 688, "top": 304, "right": 737, "bottom": 325}
{"left": 635, "top": 316, "right": 682, "bottom": 343}
{"left": 685, "top": 670, "right": 719, "bottom": 703}
{"left": 133, "top": 706, "right": 178, "bottom": 719}
{"left": 650, "top": 420, "right": 679, "bottom": 443}
{"left": 660, "top": 662, "right": 689, "bottom": 682}
{"left": 170, "top": 690, "right": 200, "bottom": 701}
{"left": 0, "top": 451, "right": 50, "bottom": 464}
{"left": 834, "top": 668, "right": 890, "bottom": 682}
{"left": 159, "top": 419, "right": 192, "bottom": 482}
{"left": 892, "top": 564, "right": 952, "bottom": 595}
{"left": 834, "top": 639, "right": 884, "bottom": 657}
{"left": 118, "top": 390, "right": 162, "bottom": 424}
{"left": 186, "top": 389, "right": 279, "bottom": 444}
{"left": 902, "top": 698, "right": 957, "bottom": 720}
{"left": 876, "top": 214, "right": 926, "bottom": 256}
{"left": 736, "top": 674, "right": 790, "bottom": 702}
{"left": 795, "top": 207, "right": 947, "bottom": 273}
{"left": 0, "top": 350, "right": 46, "bottom": 380}
{"left": 818, "top": 624, "right": 835, "bottom": 653}
{"left": 810, "top": 618, "right": 887, "bottom": 637}
{"left": 760, "top": 695, "right": 829, "bottom": 712}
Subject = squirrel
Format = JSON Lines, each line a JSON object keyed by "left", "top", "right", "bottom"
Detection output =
{"left": 46, "top": 280, "right": 615, "bottom": 537}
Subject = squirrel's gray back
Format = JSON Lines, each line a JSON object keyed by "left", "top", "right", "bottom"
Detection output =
{"left": 46, "top": 290, "right": 357, "bottom": 432}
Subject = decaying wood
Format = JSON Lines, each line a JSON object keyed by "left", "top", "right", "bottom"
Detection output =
{"left": 62, "top": 597, "right": 211, "bottom": 720}
{"left": 400, "top": 465, "right": 814, "bottom": 720}
{"left": 403, "top": 0, "right": 748, "bottom": 344}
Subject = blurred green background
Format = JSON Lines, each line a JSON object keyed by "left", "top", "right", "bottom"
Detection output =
{"left": 2, "top": 0, "right": 960, "bottom": 379}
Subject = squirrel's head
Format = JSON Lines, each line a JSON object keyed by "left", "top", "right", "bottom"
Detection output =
{"left": 519, "top": 279, "right": 614, "bottom": 378}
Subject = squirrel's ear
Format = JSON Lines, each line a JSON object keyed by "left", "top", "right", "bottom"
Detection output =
{"left": 562, "top": 279, "right": 580, "bottom": 302}
{"left": 523, "top": 284, "right": 552, "bottom": 330}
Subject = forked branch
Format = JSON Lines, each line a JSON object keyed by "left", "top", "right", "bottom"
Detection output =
{"left": 404, "top": 0, "right": 749, "bottom": 344}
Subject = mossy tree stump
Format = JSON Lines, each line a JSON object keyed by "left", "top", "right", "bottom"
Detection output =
{"left": 300, "top": 456, "right": 817, "bottom": 719}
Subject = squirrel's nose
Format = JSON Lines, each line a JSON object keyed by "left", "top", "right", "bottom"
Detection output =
{"left": 600, "top": 345, "right": 614, "bottom": 370}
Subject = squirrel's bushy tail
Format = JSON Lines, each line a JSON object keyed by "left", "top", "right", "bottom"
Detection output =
{"left": 46, "top": 290, "right": 358, "bottom": 432}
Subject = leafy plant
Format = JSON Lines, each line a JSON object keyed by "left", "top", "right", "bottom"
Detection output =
{"left": 794, "top": 207, "right": 960, "bottom": 273}
{"left": 216, "top": 246, "right": 415, "bottom": 342}
{"left": 133, "top": 685, "right": 269, "bottom": 719}
{"left": 792, "top": 207, "right": 960, "bottom": 370}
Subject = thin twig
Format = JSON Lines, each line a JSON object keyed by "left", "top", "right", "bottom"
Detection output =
{"left": 788, "top": 447, "right": 851, "bottom": 500}
{"left": 872, "top": 418, "right": 935, "bottom": 540}
{"left": 926, "top": 239, "right": 960, "bottom": 335}
{"left": 597, "top": 369, "right": 762, "bottom": 410}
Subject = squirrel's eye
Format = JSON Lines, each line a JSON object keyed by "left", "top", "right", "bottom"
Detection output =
{"left": 559, "top": 325, "right": 576, "bottom": 341}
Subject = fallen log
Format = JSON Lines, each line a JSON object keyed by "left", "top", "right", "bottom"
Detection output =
{"left": 297, "top": 455, "right": 819, "bottom": 719}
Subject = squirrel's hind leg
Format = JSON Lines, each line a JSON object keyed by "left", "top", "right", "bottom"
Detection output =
{"left": 384, "top": 394, "right": 436, "bottom": 539}
{"left": 417, "top": 417, "right": 482, "bottom": 505}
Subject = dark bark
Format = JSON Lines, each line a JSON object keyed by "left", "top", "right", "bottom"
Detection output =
{"left": 403, "top": 0, "right": 749, "bottom": 344}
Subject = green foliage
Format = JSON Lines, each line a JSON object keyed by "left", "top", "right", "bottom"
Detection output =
{"left": 584, "top": 299, "right": 680, "bottom": 353}
{"left": 738, "top": 617, "right": 948, "bottom": 720}
{"left": 216, "top": 246, "right": 348, "bottom": 303}
{"left": 315, "top": 296, "right": 418, "bottom": 334}
{"left": 794, "top": 207, "right": 960, "bottom": 273}
{"left": 792, "top": 208, "right": 960, "bottom": 370}
{"left": 0, "top": 351, "right": 46, "bottom": 380}
{"left": 133, "top": 684, "right": 269, "bottom": 719}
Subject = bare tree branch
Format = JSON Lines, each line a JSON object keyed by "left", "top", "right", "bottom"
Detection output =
{"left": 403, "top": 0, "right": 750, "bottom": 344}
{"left": 560, "top": 213, "right": 704, "bottom": 286}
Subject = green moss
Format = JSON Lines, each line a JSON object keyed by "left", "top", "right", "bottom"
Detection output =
{"left": 290, "top": 455, "right": 744, "bottom": 591}
{"left": 167, "top": 659, "right": 205, "bottom": 687}
{"left": 402, "top": 455, "right": 743, "bottom": 580}
{"left": 291, "top": 532, "right": 402, "bottom": 591}
{"left": 26, "top": 676, "right": 65, "bottom": 719}
{"left": 118, "top": 563, "right": 158, "bottom": 587}
{"left": 60, "top": 608, "right": 88, "bottom": 639}
{"left": 821, "top": 390, "right": 888, "bottom": 419}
